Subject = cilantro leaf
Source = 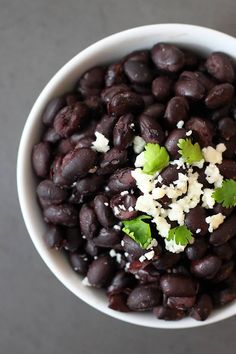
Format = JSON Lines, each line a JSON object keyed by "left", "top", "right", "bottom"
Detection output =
{"left": 166, "top": 226, "right": 193, "bottom": 246}
{"left": 178, "top": 138, "right": 203, "bottom": 164}
{"left": 122, "top": 215, "right": 153, "bottom": 249}
{"left": 142, "top": 143, "right": 169, "bottom": 175}
{"left": 212, "top": 179, "right": 236, "bottom": 208}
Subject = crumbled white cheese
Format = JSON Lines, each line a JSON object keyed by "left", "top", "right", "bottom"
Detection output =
{"left": 206, "top": 213, "right": 225, "bottom": 232}
{"left": 176, "top": 120, "right": 184, "bottom": 129}
{"left": 124, "top": 252, "right": 129, "bottom": 257}
{"left": 202, "top": 188, "right": 215, "bottom": 209}
{"left": 92, "top": 131, "right": 110, "bottom": 153}
{"left": 202, "top": 144, "right": 226, "bottom": 164}
{"left": 157, "top": 175, "right": 163, "bottom": 183}
{"left": 120, "top": 190, "right": 129, "bottom": 196}
{"left": 186, "top": 130, "right": 192, "bottom": 136}
{"left": 146, "top": 238, "right": 158, "bottom": 249}
{"left": 170, "top": 157, "right": 186, "bottom": 169}
{"left": 144, "top": 250, "right": 155, "bottom": 260}
{"left": 82, "top": 277, "right": 91, "bottom": 286}
{"left": 135, "top": 194, "right": 160, "bottom": 217}
{"left": 139, "top": 255, "right": 146, "bottom": 262}
{"left": 116, "top": 254, "right": 122, "bottom": 264}
{"left": 109, "top": 249, "right": 116, "bottom": 258}
{"left": 128, "top": 206, "right": 134, "bottom": 212}
{"left": 196, "top": 228, "right": 201, "bottom": 234}
{"left": 164, "top": 238, "right": 186, "bottom": 253}
{"left": 125, "top": 262, "right": 130, "bottom": 271}
{"left": 121, "top": 240, "right": 125, "bottom": 247}
{"left": 113, "top": 224, "right": 121, "bottom": 231}
{"left": 133, "top": 136, "right": 146, "bottom": 154}
{"left": 113, "top": 206, "right": 120, "bottom": 216}
{"left": 109, "top": 249, "right": 122, "bottom": 263}
{"left": 134, "top": 151, "right": 145, "bottom": 167}
{"left": 152, "top": 187, "right": 166, "bottom": 200}
{"left": 205, "top": 164, "right": 223, "bottom": 187}
{"left": 168, "top": 203, "right": 185, "bottom": 225}
{"left": 104, "top": 202, "right": 109, "bottom": 206}
{"left": 153, "top": 216, "right": 171, "bottom": 238}
{"left": 104, "top": 186, "right": 110, "bottom": 192}
{"left": 192, "top": 159, "right": 205, "bottom": 169}
{"left": 131, "top": 169, "right": 155, "bottom": 194}
{"left": 118, "top": 204, "right": 126, "bottom": 211}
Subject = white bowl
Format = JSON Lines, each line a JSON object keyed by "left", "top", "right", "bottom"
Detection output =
{"left": 17, "top": 24, "right": 236, "bottom": 329}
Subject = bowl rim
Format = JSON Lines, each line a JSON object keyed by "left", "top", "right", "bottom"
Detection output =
{"left": 17, "top": 23, "right": 236, "bottom": 329}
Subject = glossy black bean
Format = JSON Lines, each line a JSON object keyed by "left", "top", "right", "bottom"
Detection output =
{"left": 185, "top": 239, "right": 208, "bottom": 261}
{"left": 94, "top": 195, "right": 116, "bottom": 228}
{"left": 42, "top": 96, "right": 66, "bottom": 126}
{"left": 141, "top": 94, "right": 155, "bottom": 108}
{"left": 85, "top": 240, "right": 99, "bottom": 257}
{"left": 113, "top": 114, "right": 135, "bottom": 149}
{"left": 87, "top": 255, "right": 116, "bottom": 287}
{"left": 78, "top": 66, "right": 105, "bottom": 96}
{"left": 107, "top": 271, "right": 135, "bottom": 295}
{"left": 127, "top": 284, "right": 161, "bottom": 311}
{"left": 159, "top": 165, "right": 183, "bottom": 185}
{"left": 205, "top": 83, "right": 234, "bottom": 109}
{"left": 213, "top": 243, "right": 233, "bottom": 261}
{"left": 101, "top": 84, "right": 129, "bottom": 104}
{"left": 160, "top": 274, "right": 197, "bottom": 296}
{"left": 184, "top": 51, "right": 199, "bottom": 68}
{"left": 93, "top": 228, "right": 122, "bottom": 248}
{"left": 153, "top": 253, "right": 181, "bottom": 271}
{"left": 185, "top": 117, "right": 214, "bottom": 147}
{"left": 105, "top": 63, "right": 126, "bottom": 87}
{"left": 43, "top": 204, "right": 79, "bottom": 227}
{"left": 210, "top": 215, "right": 236, "bottom": 246}
{"left": 139, "top": 114, "right": 165, "bottom": 144}
{"left": 43, "top": 128, "right": 61, "bottom": 144}
{"left": 98, "top": 148, "right": 128, "bottom": 175}
{"left": 69, "top": 253, "right": 89, "bottom": 275}
{"left": 122, "top": 235, "right": 145, "bottom": 260}
{"left": 185, "top": 206, "right": 208, "bottom": 236}
{"left": 218, "top": 117, "right": 236, "bottom": 140}
{"left": 50, "top": 156, "right": 68, "bottom": 186}
{"left": 153, "top": 306, "right": 185, "bottom": 320}
{"left": 110, "top": 194, "right": 137, "bottom": 220}
{"left": 70, "top": 120, "right": 97, "bottom": 144}
{"left": 108, "top": 91, "right": 144, "bottom": 117}
{"left": 151, "top": 43, "right": 185, "bottom": 73}
{"left": 213, "top": 288, "right": 236, "bottom": 306}
{"left": 85, "top": 95, "right": 104, "bottom": 118}
{"left": 124, "top": 60, "right": 153, "bottom": 85}
{"left": 164, "top": 96, "right": 189, "bottom": 127}
{"left": 125, "top": 50, "right": 150, "bottom": 63}
{"left": 213, "top": 203, "right": 233, "bottom": 217}
{"left": 222, "top": 137, "right": 236, "bottom": 158}
{"left": 63, "top": 227, "right": 83, "bottom": 252}
{"left": 190, "top": 294, "right": 213, "bottom": 321}
{"left": 75, "top": 137, "right": 94, "bottom": 149}
{"left": 96, "top": 115, "right": 118, "bottom": 139}
{"left": 165, "top": 128, "right": 187, "bottom": 158}
{"left": 108, "top": 293, "right": 130, "bottom": 312}
{"left": 167, "top": 296, "right": 196, "bottom": 310}
{"left": 218, "top": 159, "right": 236, "bottom": 179}
{"left": 180, "top": 71, "right": 215, "bottom": 92}
{"left": 32, "top": 142, "right": 51, "bottom": 178}
{"left": 37, "top": 180, "right": 69, "bottom": 206}
{"left": 208, "top": 105, "right": 231, "bottom": 122}
{"left": 107, "top": 168, "right": 136, "bottom": 193}
{"left": 79, "top": 204, "right": 99, "bottom": 239}
{"left": 212, "top": 261, "right": 234, "bottom": 283}
{"left": 65, "top": 93, "right": 80, "bottom": 106}
{"left": 191, "top": 255, "right": 222, "bottom": 279}
{"left": 152, "top": 76, "right": 173, "bottom": 102}
{"left": 205, "top": 52, "right": 235, "bottom": 83}
{"left": 76, "top": 174, "right": 103, "bottom": 197}
{"left": 143, "top": 103, "right": 165, "bottom": 119}
{"left": 56, "top": 138, "right": 74, "bottom": 156}
{"left": 44, "top": 225, "right": 64, "bottom": 249}
{"left": 175, "top": 78, "right": 206, "bottom": 101}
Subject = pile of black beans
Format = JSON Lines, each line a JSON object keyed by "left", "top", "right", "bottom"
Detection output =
{"left": 32, "top": 42, "right": 236, "bottom": 321}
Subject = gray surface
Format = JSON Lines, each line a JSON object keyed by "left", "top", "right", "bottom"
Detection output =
{"left": 1, "top": 0, "right": 236, "bottom": 353}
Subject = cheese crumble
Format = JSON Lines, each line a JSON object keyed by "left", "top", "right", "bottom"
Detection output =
{"left": 92, "top": 131, "right": 110, "bottom": 153}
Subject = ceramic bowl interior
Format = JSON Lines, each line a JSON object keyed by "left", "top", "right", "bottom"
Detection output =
{"left": 17, "top": 24, "right": 236, "bottom": 328}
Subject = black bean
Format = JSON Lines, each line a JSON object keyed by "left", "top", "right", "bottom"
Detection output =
{"left": 96, "top": 115, "right": 118, "bottom": 139}
{"left": 124, "top": 60, "right": 153, "bottom": 85}
{"left": 94, "top": 195, "right": 116, "bottom": 228}
{"left": 159, "top": 165, "right": 183, "bottom": 185}
{"left": 44, "top": 225, "right": 64, "bottom": 249}
{"left": 43, "top": 204, "right": 79, "bottom": 227}
{"left": 222, "top": 137, "right": 236, "bottom": 159}
{"left": 185, "top": 239, "right": 208, "bottom": 261}
{"left": 180, "top": 71, "right": 215, "bottom": 92}
{"left": 184, "top": 51, "right": 199, "bottom": 68}
{"left": 191, "top": 255, "right": 222, "bottom": 279}
{"left": 93, "top": 228, "right": 122, "bottom": 248}
{"left": 209, "top": 105, "right": 231, "bottom": 122}
{"left": 78, "top": 66, "right": 105, "bottom": 97}
{"left": 143, "top": 103, "right": 165, "bottom": 119}
{"left": 175, "top": 78, "right": 206, "bottom": 101}
{"left": 153, "top": 253, "right": 180, "bottom": 271}
{"left": 63, "top": 227, "right": 83, "bottom": 252}
{"left": 164, "top": 96, "right": 189, "bottom": 127}
{"left": 56, "top": 138, "right": 74, "bottom": 156}
{"left": 76, "top": 174, "right": 103, "bottom": 197}
{"left": 37, "top": 180, "right": 69, "bottom": 206}
{"left": 210, "top": 215, "right": 236, "bottom": 246}
{"left": 185, "top": 206, "right": 208, "bottom": 236}
{"left": 205, "top": 52, "right": 235, "bottom": 83}
{"left": 70, "top": 119, "right": 97, "bottom": 144}
{"left": 43, "top": 128, "right": 61, "bottom": 144}
{"left": 165, "top": 128, "right": 187, "bottom": 158}
{"left": 61, "top": 147, "right": 97, "bottom": 184}
{"left": 113, "top": 114, "right": 135, "bottom": 149}
{"left": 42, "top": 96, "right": 66, "bottom": 126}
{"left": 127, "top": 284, "right": 161, "bottom": 311}
{"left": 205, "top": 83, "right": 234, "bottom": 109}
{"left": 139, "top": 114, "right": 165, "bottom": 144}
{"left": 213, "top": 288, "right": 236, "bottom": 306}
{"left": 213, "top": 243, "right": 233, "bottom": 261}
{"left": 212, "top": 261, "right": 234, "bottom": 283}
{"left": 75, "top": 137, "right": 94, "bottom": 149}
{"left": 87, "top": 255, "right": 116, "bottom": 287}
{"left": 110, "top": 194, "right": 137, "bottom": 220}
{"left": 190, "top": 294, "right": 213, "bottom": 321}
{"left": 151, "top": 43, "right": 185, "bottom": 73}
{"left": 218, "top": 117, "right": 236, "bottom": 140}
{"left": 167, "top": 296, "right": 196, "bottom": 310}
{"left": 125, "top": 50, "right": 150, "bottom": 63}
{"left": 108, "top": 91, "right": 144, "bottom": 117}
{"left": 98, "top": 148, "right": 128, "bottom": 175}
{"left": 69, "top": 253, "right": 89, "bottom": 275}
{"left": 122, "top": 235, "right": 145, "bottom": 260}
{"left": 85, "top": 95, "right": 104, "bottom": 118}
{"left": 101, "top": 84, "right": 130, "bottom": 104}
{"left": 153, "top": 306, "right": 185, "bottom": 320}
{"left": 229, "top": 238, "right": 236, "bottom": 254}
{"left": 213, "top": 203, "right": 233, "bottom": 217}
{"left": 108, "top": 293, "right": 130, "bottom": 312}
{"left": 151, "top": 76, "right": 173, "bottom": 102}
{"left": 218, "top": 159, "right": 236, "bottom": 179}
{"left": 107, "top": 271, "right": 135, "bottom": 295}
{"left": 32, "top": 142, "right": 51, "bottom": 178}
{"left": 108, "top": 168, "right": 136, "bottom": 193}
{"left": 50, "top": 156, "right": 68, "bottom": 186}
{"left": 79, "top": 204, "right": 99, "bottom": 239}
{"left": 85, "top": 240, "right": 99, "bottom": 257}
{"left": 105, "top": 63, "right": 126, "bottom": 87}
{"left": 185, "top": 117, "right": 214, "bottom": 147}
{"left": 141, "top": 94, "right": 155, "bottom": 108}
{"left": 65, "top": 93, "right": 80, "bottom": 106}
{"left": 160, "top": 274, "right": 197, "bottom": 296}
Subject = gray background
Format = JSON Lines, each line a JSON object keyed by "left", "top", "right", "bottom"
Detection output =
{"left": 1, "top": 0, "right": 236, "bottom": 353}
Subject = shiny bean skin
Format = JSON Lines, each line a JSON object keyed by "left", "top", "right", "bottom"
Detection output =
{"left": 222, "top": 137, "right": 236, "bottom": 159}
{"left": 125, "top": 50, "right": 150, "bottom": 63}
{"left": 85, "top": 240, "right": 99, "bottom": 257}
{"left": 153, "top": 253, "right": 180, "bottom": 271}
{"left": 32, "top": 142, "right": 51, "bottom": 178}
{"left": 124, "top": 60, "right": 153, "bottom": 85}
{"left": 75, "top": 137, "right": 94, "bottom": 149}
{"left": 76, "top": 175, "right": 103, "bottom": 197}
{"left": 212, "top": 243, "right": 233, "bottom": 261}
{"left": 108, "top": 293, "right": 130, "bottom": 312}
{"left": 63, "top": 227, "right": 83, "bottom": 252}
{"left": 191, "top": 255, "right": 222, "bottom": 279}
{"left": 70, "top": 119, "right": 97, "bottom": 144}
{"left": 42, "top": 96, "right": 66, "bottom": 126}
{"left": 78, "top": 66, "right": 105, "bottom": 97}
{"left": 218, "top": 159, "right": 236, "bottom": 179}
{"left": 151, "top": 43, "right": 185, "bottom": 73}
{"left": 175, "top": 78, "right": 206, "bottom": 101}
{"left": 190, "top": 294, "right": 213, "bottom": 321}
{"left": 105, "top": 63, "right": 126, "bottom": 87}
{"left": 113, "top": 114, "right": 135, "bottom": 149}
{"left": 213, "top": 203, "right": 233, "bottom": 217}
{"left": 127, "top": 284, "right": 161, "bottom": 311}
{"left": 107, "top": 168, "right": 136, "bottom": 193}
{"left": 205, "top": 83, "right": 234, "bottom": 109}
{"left": 185, "top": 117, "right": 214, "bottom": 147}
{"left": 218, "top": 117, "right": 236, "bottom": 140}
{"left": 165, "top": 129, "right": 187, "bottom": 157}
{"left": 56, "top": 138, "right": 74, "bottom": 156}
{"left": 107, "top": 271, "right": 136, "bottom": 295}
{"left": 108, "top": 91, "right": 144, "bottom": 117}
{"left": 101, "top": 84, "right": 130, "bottom": 104}
{"left": 139, "top": 114, "right": 165, "bottom": 144}
{"left": 160, "top": 274, "right": 197, "bottom": 297}
{"left": 164, "top": 96, "right": 189, "bottom": 127}
{"left": 185, "top": 206, "right": 208, "bottom": 236}
{"left": 122, "top": 235, "right": 145, "bottom": 260}
{"left": 94, "top": 195, "right": 116, "bottom": 228}
{"left": 98, "top": 148, "right": 128, "bottom": 175}
{"left": 37, "top": 180, "right": 69, "bottom": 206}
{"left": 50, "top": 156, "right": 68, "bottom": 186}
{"left": 205, "top": 52, "right": 235, "bottom": 83}
{"left": 210, "top": 215, "right": 236, "bottom": 246}
{"left": 79, "top": 204, "right": 99, "bottom": 239}
{"left": 167, "top": 296, "right": 196, "bottom": 310}
{"left": 180, "top": 71, "right": 215, "bottom": 92}
{"left": 87, "top": 255, "right": 116, "bottom": 288}
{"left": 43, "top": 204, "right": 79, "bottom": 227}
{"left": 43, "top": 128, "right": 61, "bottom": 144}
{"left": 185, "top": 239, "right": 208, "bottom": 261}
{"left": 93, "top": 228, "right": 122, "bottom": 248}
{"left": 69, "top": 253, "right": 89, "bottom": 275}
{"left": 110, "top": 194, "right": 138, "bottom": 220}
{"left": 152, "top": 76, "right": 173, "bottom": 102}
{"left": 44, "top": 225, "right": 64, "bottom": 249}
{"left": 159, "top": 165, "right": 183, "bottom": 186}
{"left": 153, "top": 306, "right": 185, "bottom": 320}
{"left": 143, "top": 103, "right": 165, "bottom": 119}
{"left": 96, "top": 115, "right": 118, "bottom": 139}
